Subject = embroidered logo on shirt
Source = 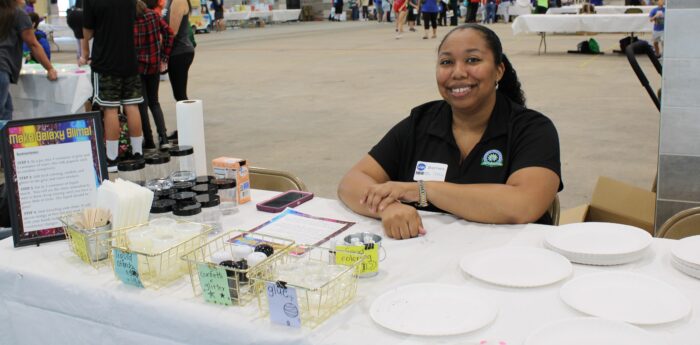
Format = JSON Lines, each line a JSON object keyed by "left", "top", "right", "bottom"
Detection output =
{"left": 481, "top": 149, "right": 503, "bottom": 167}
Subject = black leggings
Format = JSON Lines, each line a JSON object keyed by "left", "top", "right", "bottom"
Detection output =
{"left": 423, "top": 12, "right": 437, "bottom": 29}
{"left": 168, "top": 52, "right": 194, "bottom": 101}
{"left": 139, "top": 73, "right": 167, "bottom": 142}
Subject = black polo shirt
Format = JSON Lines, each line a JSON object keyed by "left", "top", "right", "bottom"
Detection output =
{"left": 369, "top": 93, "right": 563, "bottom": 225}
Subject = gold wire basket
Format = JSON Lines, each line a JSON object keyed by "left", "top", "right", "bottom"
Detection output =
{"left": 182, "top": 230, "right": 296, "bottom": 306}
{"left": 60, "top": 213, "right": 120, "bottom": 268}
{"left": 253, "top": 245, "right": 366, "bottom": 328}
{"left": 111, "top": 221, "right": 212, "bottom": 289}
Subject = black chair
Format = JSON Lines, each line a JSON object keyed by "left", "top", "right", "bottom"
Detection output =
{"left": 0, "top": 228, "right": 11, "bottom": 241}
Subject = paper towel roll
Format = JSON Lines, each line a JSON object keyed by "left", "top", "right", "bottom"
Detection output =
{"left": 176, "top": 100, "right": 208, "bottom": 176}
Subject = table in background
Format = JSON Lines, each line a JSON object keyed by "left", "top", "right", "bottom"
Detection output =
{"left": 9, "top": 63, "right": 92, "bottom": 120}
{"left": 271, "top": 9, "right": 301, "bottom": 22}
{"left": 546, "top": 5, "right": 655, "bottom": 15}
{"left": 512, "top": 13, "right": 653, "bottom": 54}
{"left": 0, "top": 190, "right": 698, "bottom": 344}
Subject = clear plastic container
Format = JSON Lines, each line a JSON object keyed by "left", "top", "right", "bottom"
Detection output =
{"left": 150, "top": 199, "right": 176, "bottom": 220}
{"left": 152, "top": 186, "right": 175, "bottom": 200}
{"left": 145, "top": 153, "right": 171, "bottom": 181}
{"left": 173, "top": 203, "right": 203, "bottom": 223}
{"left": 213, "top": 178, "right": 237, "bottom": 215}
{"left": 169, "top": 145, "right": 196, "bottom": 182}
{"left": 196, "top": 194, "right": 222, "bottom": 235}
{"left": 118, "top": 159, "right": 146, "bottom": 185}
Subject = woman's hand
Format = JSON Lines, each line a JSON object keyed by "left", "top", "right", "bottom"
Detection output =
{"left": 361, "top": 181, "right": 419, "bottom": 213}
{"left": 380, "top": 202, "right": 425, "bottom": 239}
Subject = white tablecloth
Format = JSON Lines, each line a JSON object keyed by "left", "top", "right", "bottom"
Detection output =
{"left": 546, "top": 5, "right": 655, "bottom": 15}
{"left": 271, "top": 9, "right": 301, "bottom": 22}
{"left": 0, "top": 190, "right": 698, "bottom": 344}
{"left": 9, "top": 64, "right": 92, "bottom": 120}
{"left": 512, "top": 13, "right": 653, "bottom": 35}
{"left": 224, "top": 10, "right": 273, "bottom": 21}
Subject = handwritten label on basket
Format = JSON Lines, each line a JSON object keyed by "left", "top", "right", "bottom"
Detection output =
{"left": 266, "top": 282, "right": 301, "bottom": 328}
{"left": 68, "top": 228, "right": 90, "bottom": 264}
{"left": 197, "top": 263, "right": 233, "bottom": 306}
{"left": 113, "top": 248, "right": 144, "bottom": 288}
{"left": 336, "top": 245, "right": 376, "bottom": 275}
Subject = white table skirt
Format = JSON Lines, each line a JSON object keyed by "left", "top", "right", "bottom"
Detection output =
{"left": 512, "top": 13, "right": 653, "bottom": 35}
{"left": 271, "top": 9, "right": 301, "bottom": 22}
{"left": 9, "top": 64, "right": 92, "bottom": 120}
{"left": 0, "top": 189, "right": 698, "bottom": 344}
{"left": 547, "top": 5, "right": 655, "bottom": 15}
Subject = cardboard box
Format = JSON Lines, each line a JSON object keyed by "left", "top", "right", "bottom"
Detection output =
{"left": 559, "top": 176, "right": 656, "bottom": 235}
{"left": 212, "top": 157, "right": 251, "bottom": 205}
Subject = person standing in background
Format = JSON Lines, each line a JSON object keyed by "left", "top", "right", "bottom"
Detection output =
{"left": 135, "top": 0, "right": 173, "bottom": 150}
{"left": 80, "top": 0, "right": 144, "bottom": 171}
{"left": 163, "top": 0, "right": 195, "bottom": 140}
{"left": 211, "top": 0, "right": 225, "bottom": 32}
{"left": 66, "top": 0, "right": 84, "bottom": 64}
{"left": 375, "top": 0, "right": 384, "bottom": 21}
{"left": 465, "top": 0, "right": 478, "bottom": 22}
{"left": 393, "top": 0, "right": 407, "bottom": 38}
{"left": 418, "top": 0, "right": 438, "bottom": 38}
{"left": 406, "top": 0, "right": 418, "bottom": 31}
{"left": 360, "top": 0, "right": 369, "bottom": 20}
{"left": 649, "top": 0, "right": 664, "bottom": 57}
{"left": 22, "top": 12, "right": 50, "bottom": 62}
{"left": 535, "top": 0, "right": 547, "bottom": 14}
{"left": 449, "top": 0, "right": 458, "bottom": 25}
{"left": 0, "top": 0, "right": 56, "bottom": 121}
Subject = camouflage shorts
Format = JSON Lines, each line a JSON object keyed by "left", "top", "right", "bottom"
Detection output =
{"left": 92, "top": 72, "right": 143, "bottom": 108}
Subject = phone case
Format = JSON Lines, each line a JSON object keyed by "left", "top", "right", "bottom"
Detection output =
{"left": 256, "top": 190, "right": 314, "bottom": 213}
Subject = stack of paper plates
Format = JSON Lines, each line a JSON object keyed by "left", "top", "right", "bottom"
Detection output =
{"left": 671, "top": 235, "right": 700, "bottom": 279}
{"left": 544, "top": 222, "right": 652, "bottom": 265}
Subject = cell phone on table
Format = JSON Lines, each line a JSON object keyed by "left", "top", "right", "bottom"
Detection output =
{"left": 256, "top": 190, "right": 314, "bottom": 213}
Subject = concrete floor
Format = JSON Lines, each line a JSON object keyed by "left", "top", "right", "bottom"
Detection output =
{"left": 48, "top": 20, "right": 662, "bottom": 209}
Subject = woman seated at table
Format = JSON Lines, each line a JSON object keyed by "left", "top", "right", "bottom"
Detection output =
{"left": 338, "top": 24, "right": 562, "bottom": 240}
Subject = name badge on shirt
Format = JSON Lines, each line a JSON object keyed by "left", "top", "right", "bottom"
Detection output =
{"left": 413, "top": 161, "right": 448, "bottom": 181}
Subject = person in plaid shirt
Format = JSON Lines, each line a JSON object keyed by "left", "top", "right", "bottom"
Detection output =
{"left": 135, "top": 0, "right": 174, "bottom": 149}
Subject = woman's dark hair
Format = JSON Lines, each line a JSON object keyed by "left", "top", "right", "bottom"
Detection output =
{"left": 0, "top": 0, "right": 17, "bottom": 42}
{"left": 438, "top": 24, "right": 526, "bottom": 106}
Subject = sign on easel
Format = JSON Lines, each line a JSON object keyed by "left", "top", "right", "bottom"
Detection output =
{"left": 0, "top": 112, "right": 108, "bottom": 247}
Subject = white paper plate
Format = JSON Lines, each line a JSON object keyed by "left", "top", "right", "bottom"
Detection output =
{"left": 672, "top": 235, "right": 700, "bottom": 268}
{"left": 369, "top": 283, "right": 498, "bottom": 336}
{"left": 545, "top": 222, "right": 652, "bottom": 265}
{"left": 560, "top": 272, "right": 691, "bottom": 325}
{"left": 672, "top": 257, "right": 700, "bottom": 280}
{"left": 524, "top": 317, "right": 661, "bottom": 345}
{"left": 460, "top": 247, "right": 572, "bottom": 288}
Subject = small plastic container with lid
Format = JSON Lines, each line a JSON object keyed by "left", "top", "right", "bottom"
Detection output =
{"left": 152, "top": 187, "right": 175, "bottom": 201}
{"left": 169, "top": 145, "right": 196, "bottom": 182}
{"left": 118, "top": 159, "right": 146, "bottom": 185}
{"left": 173, "top": 203, "right": 203, "bottom": 223}
{"left": 213, "top": 178, "right": 237, "bottom": 215}
{"left": 195, "top": 175, "right": 216, "bottom": 185}
{"left": 150, "top": 199, "right": 176, "bottom": 220}
{"left": 196, "top": 194, "right": 222, "bottom": 235}
{"left": 173, "top": 181, "right": 196, "bottom": 193}
{"left": 191, "top": 183, "right": 218, "bottom": 195}
{"left": 171, "top": 191, "right": 198, "bottom": 208}
{"left": 145, "top": 153, "right": 171, "bottom": 181}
